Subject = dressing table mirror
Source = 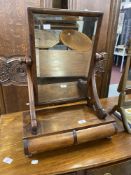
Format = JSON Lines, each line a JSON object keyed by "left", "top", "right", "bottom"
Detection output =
{"left": 110, "top": 40, "right": 131, "bottom": 133}
{"left": 0, "top": 8, "right": 117, "bottom": 156}
{"left": 23, "top": 8, "right": 118, "bottom": 156}
{"left": 31, "top": 11, "right": 97, "bottom": 106}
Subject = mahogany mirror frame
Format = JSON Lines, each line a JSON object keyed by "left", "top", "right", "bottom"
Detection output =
{"left": 25, "top": 8, "right": 113, "bottom": 134}
{"left": 27, "top": 7, "right": 103, "bottom": 106}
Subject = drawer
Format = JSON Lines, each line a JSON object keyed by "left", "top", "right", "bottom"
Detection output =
{"left": 86, "top": 160, "right": 131, "bottom": 175}
{"left": 60, "top": 160, "right": 131, "bottom": 175}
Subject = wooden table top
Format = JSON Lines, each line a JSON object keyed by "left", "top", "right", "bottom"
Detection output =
{"left": 1, "top": 96, "right": 131, "bottom": 175}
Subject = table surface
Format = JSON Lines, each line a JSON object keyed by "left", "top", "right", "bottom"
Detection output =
{"left": 1, "top": 96, "right": 131, "bottom": 175}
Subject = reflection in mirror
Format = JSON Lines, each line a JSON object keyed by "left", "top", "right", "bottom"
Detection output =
{"left": 33, "top": 14, "right": 98, "bottom": 104}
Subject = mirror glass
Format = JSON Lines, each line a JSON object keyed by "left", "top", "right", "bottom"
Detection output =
{"left": 32, "top": 13, "right": 98, "bottom": 104}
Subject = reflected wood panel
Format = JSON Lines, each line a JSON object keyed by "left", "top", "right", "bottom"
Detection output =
{"left": 38, "top": 82, "right": 85, "bottom": 104}
{"left": 36, "top": 50, "right": 92, "bottom": 77}
{"left": 35, "top": 29, "right": 60, "bottom": 49}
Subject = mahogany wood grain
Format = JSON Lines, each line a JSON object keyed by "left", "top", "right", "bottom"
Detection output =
{"left": 27, "top": 132, "right": 74, "bottom": 153}
{"left": 90, "top": 67, "right": 107, "bottom": 119}
{"left": 1, "top": 97, "right": 131, "bottom": 175}
{"left": 77, "top": 123, "right": 116, "bottom": 144}
{"left": 26, "top": 67, "right": 37, "bottom": 133}
{"left": 25, "top": 123, "right": 116, "bottom": 154}
{"left": 23, "top": 104, "right": 115, "bottom": 138}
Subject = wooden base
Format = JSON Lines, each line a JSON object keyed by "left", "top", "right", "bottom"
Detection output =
{"left": 23, "top": 104, "right": 117, "bottom": 156}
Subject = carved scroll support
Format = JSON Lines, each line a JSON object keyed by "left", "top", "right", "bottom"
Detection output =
{"left": 91, "top": 66, "right": 108, "bottom": 119}
{"left": 92, "top": 52, "right": 108, "bottom": 119}
{"left": 78, "top": 52, "right": 108, "bottom": 119}
{"left": 27, "top": 67, "right": 38, "bottom": 134}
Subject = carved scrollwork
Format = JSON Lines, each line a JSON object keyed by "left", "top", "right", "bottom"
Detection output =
{"left": 0, "top": 56, "right": 30, "bottom": 85}
{"left": 95, "top": 52, "right": 108, "bottom": 74}
{"left": 0, "top": 57, "right": 10, "bottom": 83}
{"left": 95, "top": 59, "right": 105, "bottom": 74}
